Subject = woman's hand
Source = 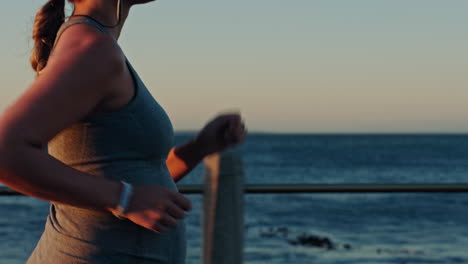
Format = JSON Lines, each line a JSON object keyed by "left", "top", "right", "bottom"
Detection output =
{"left": 117, "top": 184, "right": 192, "bottom": 233}
{"left": 194, "top": 113, "right": 247, "bottom": 156}
{"left": 165, "top": 113, "right": 247, "bottom": 182}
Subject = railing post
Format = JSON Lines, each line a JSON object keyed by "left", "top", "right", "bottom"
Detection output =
{"left": 202, "top": 149, "right": 245, "bottom": 264}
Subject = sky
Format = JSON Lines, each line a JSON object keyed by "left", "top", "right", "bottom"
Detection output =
{"left": 0, "top": 0, "right": 467, "bottom": 133}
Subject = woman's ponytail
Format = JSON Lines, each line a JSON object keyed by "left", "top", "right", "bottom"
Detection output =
{"left": 30, "top": 0, "right": 65, "bottom": 74}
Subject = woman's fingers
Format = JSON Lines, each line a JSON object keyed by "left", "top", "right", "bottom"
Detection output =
{"left": 235, "top": 122, "right": 247, "bottom": 142}
{"left": 150, "top": 222, "right": 170, "bottom": 233}
{"left": 170, "top": 192, "right": 192, "bottom": 212}
{"left": 146, "top": 208, "right": 178, "bottom": 228}
{"left": 166, "top": 203, "right": 186, "bottom": 219}
{"left": 140, "top": 214, "right": 169, "bottom": 233}
{"left": 159, "top": 212, "right": 178, "bottom": 228}
{"left": 224, "top": 118, "right": 247, "bottom": 144}
{"left": 126, "top": 185, "right": 192, "bottom": 234}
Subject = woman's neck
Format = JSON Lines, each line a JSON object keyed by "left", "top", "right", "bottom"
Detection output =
{"left": 72, "top": 1, "right": 131, "bottom": 40}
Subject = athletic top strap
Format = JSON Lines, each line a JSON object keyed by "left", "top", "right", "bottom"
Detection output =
{"left": 53, "top": 16, "right": 111, "bottom": 49}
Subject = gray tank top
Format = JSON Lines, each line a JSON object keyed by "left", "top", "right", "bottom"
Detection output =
{"left": 26, "top": 17, "right": 186, "bottom": 264}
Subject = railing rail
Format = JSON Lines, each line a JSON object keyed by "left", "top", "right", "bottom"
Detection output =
{"left": 2, "top": 184, "right": 468, "bottom": 195}
{"left": 186, "top": 183, "right": 468, "bottom": 193}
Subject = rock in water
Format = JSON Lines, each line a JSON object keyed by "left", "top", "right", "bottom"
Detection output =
{"left": 288, "top": 234, "right": 336, "bottom": 250}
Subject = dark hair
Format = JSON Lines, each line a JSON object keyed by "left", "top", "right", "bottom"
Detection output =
{"left": 30, "top": 0, "right": 66, "bottom": 74}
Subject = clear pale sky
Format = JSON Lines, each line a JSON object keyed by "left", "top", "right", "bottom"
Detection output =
{"left": 1, "top": 0, "right": 467, "bottom": 133}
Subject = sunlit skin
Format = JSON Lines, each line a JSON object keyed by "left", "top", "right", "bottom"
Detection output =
{"left": 0, "top": 0, "right": 246, "bottom": 234}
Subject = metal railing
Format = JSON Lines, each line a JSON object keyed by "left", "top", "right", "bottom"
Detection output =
{"left": 175, "top": 183, "right": 468, "bottom": 193}
{"left": 2, "top": 184, "right": 468, "bottom": 196}
{"left": 1, "top": 150, "right": 467, "bottom": 264}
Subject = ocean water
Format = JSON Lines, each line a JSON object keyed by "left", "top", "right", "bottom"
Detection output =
{"left": 1, "top": 134, "right": 467, "bottom": 263}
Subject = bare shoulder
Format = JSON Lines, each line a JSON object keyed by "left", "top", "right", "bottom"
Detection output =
{"left": 0, "top": 24, "right": 126, "bottom": 148}
{"left": 44, "top": 23, "right": 125, "bottom": 85}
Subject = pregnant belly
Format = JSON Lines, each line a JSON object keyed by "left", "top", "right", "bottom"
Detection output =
{"left": 41, "top": 160, "right": 183, "bottom": 261}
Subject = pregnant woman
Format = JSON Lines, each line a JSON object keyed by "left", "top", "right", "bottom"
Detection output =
{"left": 0, "top": 0, "right": 246, "bottom": 263}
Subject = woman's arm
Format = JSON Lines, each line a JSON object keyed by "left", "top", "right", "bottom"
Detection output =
{"left": 166, "top": 140, "right": 205, "bottom": 183}
{"left": 0, "top": 25, "right": 125, "bottom": 212}
{"left": 0, "top": 24, "right": 191, "bottom": 233}
{"left": 0, "top": 142, "right": 122, "bottom": 211}
{"left": 167, "top": 114, "right": 247, "bottom": 182}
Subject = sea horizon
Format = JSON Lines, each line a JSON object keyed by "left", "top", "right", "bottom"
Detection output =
{"left": 175, "top": 131, "right": 468, "bottom": 136}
